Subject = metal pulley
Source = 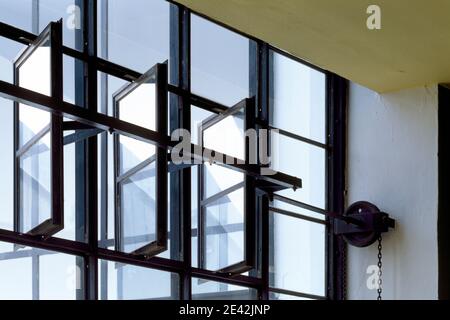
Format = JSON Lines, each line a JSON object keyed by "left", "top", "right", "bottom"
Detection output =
{"left": 334, "top": 201, "right": 395, "bottom": 247}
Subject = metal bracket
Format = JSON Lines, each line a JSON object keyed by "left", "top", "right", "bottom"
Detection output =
{"left": 334, "top": 201, "right": 395, "bottom": 247}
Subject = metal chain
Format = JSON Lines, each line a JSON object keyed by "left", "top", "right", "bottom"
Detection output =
{"left": 377, "top": 235, "right": 383, "bottom": 300}
{"left": 342, "top": 242, "right": 347, "bottom": 300}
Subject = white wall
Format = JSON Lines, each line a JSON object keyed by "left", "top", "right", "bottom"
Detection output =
{"left": 347, "top": 83, "right": 439, "bottom": 300}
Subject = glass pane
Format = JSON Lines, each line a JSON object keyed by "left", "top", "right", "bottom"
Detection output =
{"left": 117, "top": 82, "right": 157, "bottom": 129}
{"left": 269, "top": 292, "right": 312, "bottom": 300}
{"left": 97, "top": 74, "right": 130, "bottom": 245}
{"left": 203, "top": 108, "right": 245, "bottom": 160}
{"left": 0, "top": 0, "right": 32, "bottom": 32}
{"left": 270, "top": 51, "right": 326, "bottom": 143}
{"left": 191, "top": 106, "right": 216, "bottom": 267}
{"left": 0, "top": 97, "right": 14, "bottom": 230}
{"left": 99, "top": 260, "right": 179, "bottom": 300}
{"left": 63, "top": 54, "right": 84, "bottom": 107}
{"left": 204, "top": 188, "right": 244, "bottom": 271}
{"left": 97, "top": 71, "right": 130, "bottom": 115}
{"left": 19, "top": 133, "right": 51, "bottom": 233}
{"left": 117, "top": 80, "right": 157, "bottom": 175}
{"left": 121, "top": 161, "right": 156, "bottom": 253}
{"left": 192, "top": 278, "right": 256, "bottom": 300}
{"left": 0, "top": 0, "right": 83, "bottom": 49}
{"left": 39, "top": 252, "right": 83, "bottom": 300}
{"left": 269, "top": 213, "right": 326, "bottom": 297}
{"left": 18, "top": 39, "right": 51, "bottom": 95}
{"left": 272, "top": 199, "right": 325, "bottom": 221}
{"left": 204, "top": 164, "right": 243, "bottom": 199}
{"left": 57, "top": 136, "right": 85, "bottom": 242}
{"left": 0, "top": 242, "right": 84, "bottom": 300}
{"left": 39, "top": 0, "right": 82, "bottom": 49}
{"left": 17, "top": 37, "right": 51, "bottom": 148}
{"left": 0, "top": 243, "right": 32, "bottom": 299}
{"left": 191, "top": 165, "right": 198, "bottom": 268}
{"left": 271, "top": 131, "right": 326, "bottom": 209}
{"left": 0, "top": 37, "right": 26, "bottom": 84}
{"left": 201, "top": 106, "right": 245, "bottom": 197}
{"left": 97, "top": 0, "right": 171, "bottom": 74}
{"left": 119, "top": 136, "right": 155, "bottom": 174}
{"left": 19, "top": 105, "right": 50, "bottom": 148}
{"left": 191, "top": 14, "right": 252, "bottom": 106}
{"left": 191, "top": 106, "right": 215, "bottom": 144}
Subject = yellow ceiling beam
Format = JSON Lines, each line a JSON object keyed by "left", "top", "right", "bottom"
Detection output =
{"left": 175, "top": 0, "right": 450, "bottom": 93}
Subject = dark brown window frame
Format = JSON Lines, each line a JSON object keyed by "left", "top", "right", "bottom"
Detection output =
{"left": 13, "top": 20, "right": 64, "bottom": 238}
{"left": 0, "top": 0, "right": 346, "bottom": 300}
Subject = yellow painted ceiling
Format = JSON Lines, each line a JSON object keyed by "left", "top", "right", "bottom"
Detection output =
{"left": 175, "top": 0, "right": 450, "bottom": 93}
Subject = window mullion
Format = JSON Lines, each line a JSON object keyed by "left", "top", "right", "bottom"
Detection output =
{"left": 179, "top": 5, "right": 192, "bottom": 301}
{"left": 257, "top": 42, "right": 270, "bottom": 300}
{"left": 84, "top": 0, "right": 99, "bottom": 301}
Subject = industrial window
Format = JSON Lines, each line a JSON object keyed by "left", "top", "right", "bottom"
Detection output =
{"left": 0, "top": 0, "right": 345, "bottom": 300}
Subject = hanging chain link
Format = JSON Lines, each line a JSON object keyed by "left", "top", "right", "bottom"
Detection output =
{"left": 342, "top": 242, "right": 347, "bottom": 300}
{"left": 377, "top": 235, "right": 383, "bottom": 300}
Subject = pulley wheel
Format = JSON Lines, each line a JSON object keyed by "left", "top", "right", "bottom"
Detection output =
{"left": 343, "top": 201, "right": 380, "bottom": 247}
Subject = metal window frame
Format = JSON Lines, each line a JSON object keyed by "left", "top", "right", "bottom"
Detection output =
{"left": 197, "top": 97, "right": 257, "bottom": 275}
{"left": 112, "top": 63, "right": 168, "bottom": 258}
{"left": 13, "top": 20, "right": 64, "bottom": 237}
{"left": 0, "top": 0, "right": 346, "bottom": 300}
{"left": 263, "top": 47, "right": 347, "bottom": 301}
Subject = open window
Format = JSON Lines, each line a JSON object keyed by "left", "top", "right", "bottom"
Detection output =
{"left": 197, "top": 98, "right": 256, "bottom": 275}
{"left": 13, "top": 21, "right": 64, "bottom": 237}
{"left": 112, "top": 63, "right": 168, "bottom": 258}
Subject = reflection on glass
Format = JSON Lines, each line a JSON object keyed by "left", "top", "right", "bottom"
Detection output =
{"left": 191, "top": 14, "right": 252, "bottom": 107}
{"left": 269, "top": 213, "right": 325, "bottom": 297}
{"left": 57, "top": 138, "right": 84, "bottom": 242}
{"left": 191, "top": 106, "right": 215, "bottom": 267}
{"left": 97, "top": 72, "right": 130, "bottom": 244}
{"left": 271, "top": 131, "right": 325, "bottom": 209}
{"left": 97, "top": 0, "right": 170, "bottom": 73}
{"left": 0, "top": 242, "right": 83, "bottom": 300}
{"left": 39, "top": 252, "right": 83, "bottom": 300}
{"left": 19, "top": 105, "right": 50, "bottom": 148}
{"left": 119, "top": 136, "right": 155, "bottom": 174}
{"left": 97, "top": 71, "right": 130, "bottom": 115}
{"left": 192, "top": 278, "right": 256, "bottom": 300}
{"left": 0, "top": 256, "right": 32, "bottom": 299}
{"left": 99, "top": 260, "right": 179, "bottom": 300}
{"left": 204, "top": 164, "right": 243, "bottom": 199}
{"left": 0, "top": 0, "right": 32, "bottom": 32}
{"left": 270, "top": 51, "right": 326, "bottom": 143}
{"left": 19, "top": 133, "right": 51, "bottom": 233}
{"left": 0, "top": 37, "right": 26, "bottom": 84}
{"left": 0, "top": 0, "right": 82, "bottom": 49}
{"left": 191, "top": 166, "right": 199, "bottom": 268}
{"left": 39, "top": 0, "right": 81, "bottom": 49}
{"left": 63, "top": 54, "right": 84, "bottom": 106}
{"left": 0, "top": 97, "right": 14, "bottom": 230}
{"left": 204, "top": 188, "right": 244, "bottom": 271}
{"left": 121, "top": 162, "right": 156, "bottom": 253}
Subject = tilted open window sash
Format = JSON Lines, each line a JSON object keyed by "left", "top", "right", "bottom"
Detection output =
{"left": 112, "top": 63, "right": 168, "bottom": 258}
{"left": 197, "top": 98, "right": 257, "bottom": 275}
{"left": 13, "top": 21, "right": 64, "bottom": 237}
